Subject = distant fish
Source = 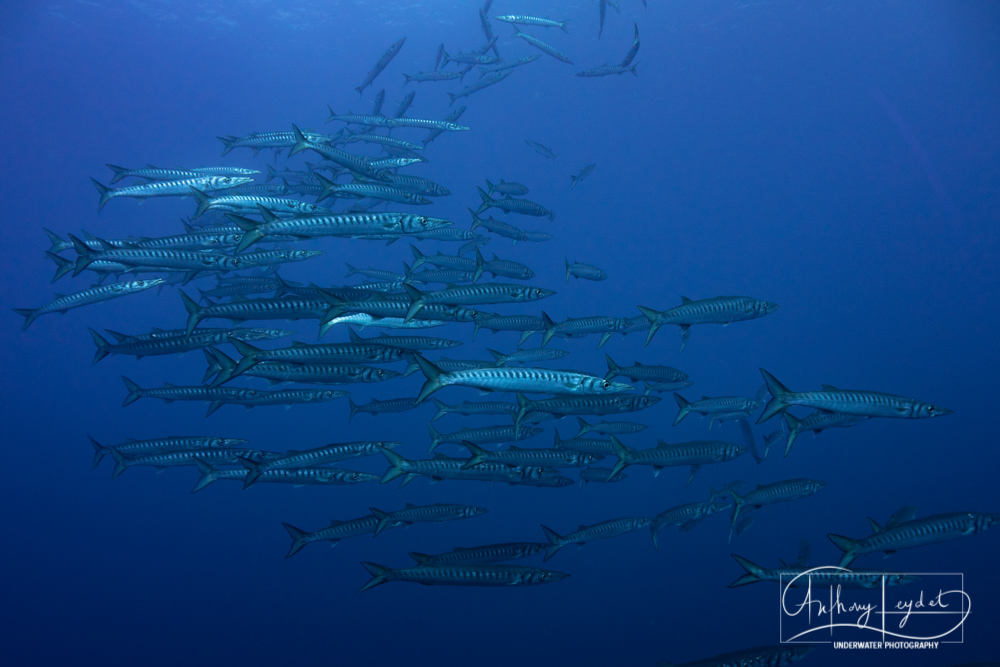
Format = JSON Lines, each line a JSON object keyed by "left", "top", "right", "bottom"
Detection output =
{"left": 729, "top": 479, "right": 827, "bottom": 544}
{"left": 408, "top": 542, "right": 548, "bottom": 565}
{"left": 478, "top": 55, "right": 540, "bottom": 75}
{"left": 525, "top": 140, "right": 557, "bottom": 159}
{"left": 448, "top": 69, "right": 514, "bottom": 106}
{"left": 477, "top": 187, "right": 555, "bottom": 220}
{"left": 355, "top": 37, "right": 406, "bottom": 96}
{"left": 576, "top": 63, "right": 637, "bottom": 78}
{"left": 570, "top": 163, "right": 596, "bottom": 188}
{"left": 403, "top": 70, "right": 464, "bottom": 85}
{"left": 512, "top": 30, "right": 573, "bottom": 63}
{"left": 368, "top": 502, "right": 487, "bottom": 537}
{"left": 620, "top": 23, "right": 640, "bottom": 67}
{"left": 358, "top": 562, "right": 568, "bottom": 592}
{"left": 540, "top": 516, "right": 651, "bottom": 561}
{"left": 90, "top": 175, "right": 252, "bottom": 212}
{"left": 495, "top": 15, "right": 570, "bottom": 33}
{"left": 638, "top": 295, "right": 780, "bottom": 350}
{"left": 598, "top": 0, "right": 621, "bottom": 39}
{"left": 783, "top": 411, "right": 870, "bottom": 456}
{"left": 565, "top": 258, "right": 607, "bottom": 282}
{"left": 13, "top": 279, "right": 164, "bottom": 331}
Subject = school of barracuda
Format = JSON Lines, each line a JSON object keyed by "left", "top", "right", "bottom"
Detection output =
{"left": 16, "top": 2, "right": 993, "bottom": 663}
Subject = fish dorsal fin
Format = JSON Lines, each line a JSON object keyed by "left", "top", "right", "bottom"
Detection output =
{"left": 577, "top": 525, "right": 587, "bottom": 531}
{"left": 821, "top": 384, "right": 840, "bottom": 391}
{"left": 508, "top": 445, "right": 523, "bottom": 450}
{"left": 291, "top": 341, "right": 311, "bottom": 347}
{"left": 328, "top": 519, "right": 343, "bottom": 526}
{"left": 701, "top": 396, "right": 710, "bottom": 400}
{"left": 885, "top": 506, "right": 916, "bottom": 529}
{"left": 286, "top": 450, "right": 301, "bottom": 454}
{"left": 656, "top": 440, "right": 671, "bottom": 448}
{"left": 405, "top": 502, "right": 417, "bottom": 509}
{"left": 680, "top": 296, "right": 693, "bottom": 304}
{"left": 431, "top": 453, "right": 450, "bottom": 459}
{"left": 867, "top": 517, "right": 883, "bottom": 533}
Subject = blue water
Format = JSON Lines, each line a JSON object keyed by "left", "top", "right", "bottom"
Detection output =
{"left": 1, "top": 1, "right": 998, "bottom": 665}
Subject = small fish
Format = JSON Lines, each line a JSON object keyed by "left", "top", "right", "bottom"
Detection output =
{"left": 570, "top": 164, "right": 596, "bottom": 189}
{"left": 525, "top": 140, "right": 557, "bottom": 159}
{"left": 620, "top": 23, "right": 640, "bottom": 67}
{"left": 495, "top": 15, "right": 570, "bottom": 32}
{"left": 356, "top": 37, "right": 406, "bottom": 95}
{"left": 565, "top": 258, "right": 607, "bottom": 282}
{"left": 14, "top": 279, "right": 164, "bottom": 331}
{"left": 512, "top": 31, "right": 573, "bottom": 64}
{"left": 403, "top": 70, "right": 464, "bottom": 85}
{"left": 358, "top": 562, "right": 568, "bottom": 591}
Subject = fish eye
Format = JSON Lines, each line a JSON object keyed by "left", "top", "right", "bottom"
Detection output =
{"left": 602, "top": 380, "right": 611, "bottom": 389}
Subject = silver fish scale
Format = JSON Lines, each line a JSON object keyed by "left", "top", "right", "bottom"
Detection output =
{"left": 263, "top": 212, "right": 421, "bottom": 235}
{"left": 207, "top": 195, "right": 324, "bottom": 213}
{"left": 555, "top": 316, "right": 625, "bottom": 335}
{"left": 444, "top": 366, "right": 602, "bottom": 389}
{"left": 202, "top": 297, "right": 327, "bottom": 318}
{"left": 110, "top": 176, "right": 244, "bottom": 197}
{"left": 111, "top": 436, "right": 240, "bottom": 455}
{"left": 476, "top": 314, "right": 545, "bottom": 331}
{"left": 239, "top": 389, "right": 346, "bottom": 406}
{"left": 336, "top": 299, "right": 475, "bottom": 321}
{"left": 423, "top": 284, "right": 537, "bottom": 303}
{"left": 763, "top": 568, "right": 911, "bottom": 589}
{"left": 305, "top": 515, "right": 395, "bottom": 542}
{"left": 232, "top": 131, "right": 331, "bottom": 147}
{"left": 434, "top": 424, "right": 542, "bottom": 444}
{"left": 390, "top": 117, "right": 469, "bottom": 131}
{"left": 387, "top": 504, "right": 475, "bottom": 522}
{"left": 355, "top": 397, "right": 418, "bottom": 412}
{"left": 418, "top": 543, "right": 546, "bottom": 565}
{"left": 133, "top": 233, "right": 243, "bottom": 251}
{"left": 437, "top": 400, "right": 518, "bottom": 416}
{"left": 390, "top": 564, "right": 542, "bottom": 584}
{"left": 523, "top": 394, "right": 658, "bottom": 415}
{"left": 105, "top": 330, "right": 243, "bottom": 356}
{"left": 659, "top": 296, "right": 770, "bottom": 325}
{"left": 481, "top": 448, "right": 598, "bottom": 468}
{"left": 249, "top": 343, "right": 409, "bottom": 364}
{"left": 691, "top": 396, "right": 756, "bottom": 413}
{"left": 125, "top": 447, "right": 276, "bottom": 467}
{"left": 139, "top": 385, "right": 259, "bottom": 401}
{"left": 793, "top": 412, "right": 868, "bottom": 431}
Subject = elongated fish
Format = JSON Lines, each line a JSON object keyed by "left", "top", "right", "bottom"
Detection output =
{"left": 13, "top": 279, "right": 164, "bottom": 331}
{"left": 358, "top": 562, "right": 567, "bottom": 591}
{"left": 193, "top": 461, "right": 379, "bottom": 493}
{"left": 408, "top": 542, "right": 548, "bottom": 565}
{"left": 729, "top": 479, "right": 827, "bottom": 543}
{"left": 513, "top": 31, "right": 573, "bottom": 64}
{"left": 829, "top": 510, "right": 1000, "bottom": 568}
{"left": 540, "top": 516, "right": 651, "bottom": 561}
{"left": 608, "top": 436, "right": 748, "bottom": 485}
{"left": 477, "top": 187, "right": 555, "bottom": 220}
{"left": 239, "top": 441, "right": 400, "bottom": 488}
{"left": 428, "top": 423, "right": 543, "bottom": 452}
{"left": 758, "top": 369, "right": 952, "bottom": 423}
{"left": 576, "top": 63, "right": 637, "bottom": 78}
{"left": 368, "top": 502, "right": 487, "bottom": 537}
{"left": 565, "top": 258, "right": 607, "bottom": 282}
{"left": 728, "top": 556, "right": 918, "bottom": 589}
{"left": 448, "top": 69, "right": 513, "bottom": 106}
{"left": 639, "top": 296, "right": 780, "bottom": 349}
{"left": 782, "top": 411, "right": 870, "bottom": 456}
{"left": 91, "top": 176, "right": 252, "bottom": 212}
{"left": 495, "top": 15, "right": 569, "bottom": 32}
{"left": 355, "top": 37, "right": 406, "bottom": 95}
{"left": 650, "top": 501, "right": 731, "bottom": 550}
{"left": 281, "top": 515, "right": 405, "bottom": 558}
{"left": 89, "top": 435, "right": 246, "bottom": 469}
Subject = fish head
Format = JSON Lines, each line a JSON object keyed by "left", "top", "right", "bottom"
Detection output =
{"left": 633, "top": 394, "right": 662, "bottom": 408}
{"left": 373, "top": 368, "right": 401, "bottom": 381}
{"left": 467, "top": 506, "right": 489, "bottom": 517}
{"left": 130, "top": 278, "right": 166, "bottom": 290}
{"left": 813, "top": 480, "right": 828, "bottom": 491}
{"left": 916, "top": 402, "right": 953, "bottom": 418}
{"left": 405, "top": 215, "right": 452, "bottom": 233}
{"left": 583, "top": 377, "right": 634, "bottom": 394}
{"left": 534, "top": 569, "right": 570, "bottom": 584}
{"left": 976, "top": 513, "right": 1000, "bottom": 532}
{"left": 319, "top": 390, "right": 346, "bottom": 401}
{"left": 532, "top": 287, "right": 557, "bottom": 300}
{"left": 886, "top": 573, "right": 921, "bottom": 587}
{"left": 345, "top": 471, "right": 380, "bottom": 484}
{"left": 708, "top": 501, "right": 732, "bottom": 514}
{"left": 215, "top": 438, "right": 249, "bottom": 447}
{"left": 377, "top": 441, "right": 403, "bottom": 451}
{"left": 292, "top": 250, "right": 325, "bottom": 260}
{"left": 519, "top": 267, "right": 536, "bottom": 279}
{"left": 257, "top": 329, "right": 297, "bottom": 340}
{"left": 447, "top": 123, "right": 471, "bottom": 131}
{"left": 213, "top": 176, "right": 255, "bottom": 189}
{"left": 756, "top": 299, "right": 781, "bottom": 316}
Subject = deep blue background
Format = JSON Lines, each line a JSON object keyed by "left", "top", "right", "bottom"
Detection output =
{"left": 1, "top": 1, "right": 998, "bottom": 665}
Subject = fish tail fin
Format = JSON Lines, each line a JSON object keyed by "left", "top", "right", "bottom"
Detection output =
{"left": 412, "top": 353, "right": 445, "bottom": 404}
{"left": 757, "top": 368, "right": 791, "bottom": 423}
{"left": 427, "top": 423, "right": 442, "bottom": 454}
{"left": 606, "top": 435, "right": 631, "bottom": 481}
{"left": 89, "top": 328, "right": 112, "bottom": 364}
{"left": 108, "top": 446, "right": 127, "bottom": 480}
{"left": 105, "top": 163, "right": 129, "bottom": 184}
{"left": 574, "top": 417, "right": 589, "bottom": 438}
{"left": 486, "top": 349, "right": 504, "bottom": 366}
{"left": 430, "top": 398, "right": 448, "bottom": 423}
{"left": 348, "top": 396, "right": 360, "bottom": 422}
{"left": 728, "top": 555, "right": 766, "bottom": 587}
{"left": 282, "top": 523, "right": 310, "bottom": 558}
{"left": 630, "top": 63, "right": 638, "bottom": 77}
{"left": 121, "top": 376, "right": 143, "bottom": 407}
{"left": 484, "top": 180, "right": 496, "bottom": 196}
{"left": 476, "top": 186, "right": 492, "bottom": 214}
{"left": 828, "top": 534, "right": 859, "bottom": 567}
{"left": 409, "top": 243, "right": 426, "bottom": 269}
{"left": 636, "top": 305, "right": 661, "bottom": 346}
{"left": 229, "top": 339, "right": 261, "bottom": 378}
{"left": 472, "top": 247, "right": 486, "bottom": 283}
{"left": 408, "top": 552, "right": 431, "bottom": 564}
{"left": 378, "top": 446, "right": 410, "bottom": 484}
{"left": 560, "top": 19, "right": 570, "bottom": 33}
{"left": 178, "top": 290, "right": 203, "bottom": 338}
{"left": 46, "top": 251, "right": 74, "bottom": 282}
{"left": 191, "top": 458, "right": 219, "bottom": 493}
{"left": 43, "top": 228, "right": 66, "bottom": 254}
{"left": 358, "top": 562, "right": 391, "bottom": 592}
{"left": 540, "top": 525, "right": 564, "bottom": 561}
{"left": 88, "top": 434, "right": 109, "bottom": 470}
{"left": 90, "top": 178, "right": 112, "bottom": 213}
{"left": 460, "top": 441, "right": 487, "bottom": 469}
{"left": 783, "top": 413, "right": 802, "bottom": 456}
{"left": 447, "top": 92, "right": 457, "bottom": 107}
{"left": 540, "top": 311, "right": 556, "bottom": 347}
{"left": 728, "top": 490, "right": 745, "bottom": 545}
{"left": 189, "top": 187, "right": 212, "bottom": 219}
{"left": 513, "top": 392, "right": 532, "bottom": 431}
{"left": 672, "top": 393, "right": 692, "bottom": 426}
{"left": 288, "top": 123, "right": 309, "bottom": 157}
{"left": 227, "top": 213, "right": 265, "bottom": 253}
{"left": 12, "top": 308, "right": 40, "bottom": 332}
{"left": 217, "top": 135, "right": 236, "bottom": 156}
{"left": 603, "top": 353, "right": 620, "bottom": 380}
{"left": 238, "top": 455, "right": 263, "bottom": 489}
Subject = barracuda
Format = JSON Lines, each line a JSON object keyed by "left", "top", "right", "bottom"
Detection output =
{"left": 576, "top": 63, "right": 637, "bottom": 78}
{"left": 349, "top": 396, "right": 422, "bottom": 421}
{"left": 728, "top": 556, "right": 919, "bottom": 589}
{"left": 605, "top": 355, "right": 687, "bottom": 384}
{"left": 409, "top": 244, "right": 477, "bottom": 271}
{"left": 462, "top": 442, "right": 602, "bottom": 469}
{"left": 355, "top": 37, "right": 406, "bottom": 95}
{"left": 565, "top": 258, "right": 607, "bottom": 281}
{"left": 369, "top": 502, "right": 487, "bottom": 537}
{"left": 105, "top": 164, "right": 202, "bottom": 183}
{"left": 193, "top": 462, "right": 379, "bottom": 493}
{"left": 13, "top": 279, "right": 164, "bottom": 331}
{"left": 638, "top": 295, "right": 779, "bottom": 349}
{"left": 512, "top": 31, "right": 574, "bottom": 65}
{"left": 402, "top": 283, "right": 554, "bottom": 322}
{"left": 408, "top": 542, "right": 548, "bottom": 565}
{"left": 472, "top": 314, "right": 545, "bottom": 344}
{"left": 478, "top": 54, "right": 541, "bottom": 75}
{"left": 540, "top": 516, "right": 651, "bottom": 561}
{"left": 342, "top": 132, "right": 424, "bottom": 151}
{"left": 361, "top": 173, "right": 451, "bottom": 197}
{"left": 782, "top": 411, "right": 870, "bottom": 456}
{"left": 476, "top": 187, "right": 555, "bottom": 220}
{"left": 403, "top": 70, "right": 464, "bottom": 85}
{"left": 179, "top": 291, "right": 328, "bottom": 337}
{"left": 428, "top": 423, "right": 543, "bottom": 453}
{"left": 411, "top": 354, "right": 632, "bottom": 404}
{"left": 320, "top": 291, "right": 478, "bottom": 326}
{"left": 88, "top": 326, "right": 291, "bottom": 363}
{"left": 281, "top": 514, "right": 405, "bottom": 558}
{"left": 207, "top": 351, "right": 400, "bottom": 387}
{"left": 289, "top": 124, "right": 390, "bottom": 182}
{"left": 607, "top": 436, "right": 748, "bottom": 485}
{"left": 574, "top": 417, "right": 648, "bottom": 438}
{"left": 378, "top": 447, "right": 568, "bottom": 488}
{"left": 650, "top": 501, "right": 731, "bottom": 551}
{"left": 314, "top": 173, "right": 431, "bottom": 206}
{"left": 189, "top": 187, "right": 328, "bottom": 219}
{"left": 358, "top": 562, "right": 567, "bottom": 591}
{"left": 228, "top": 206, "right": 449, "bottom": 253}
{"left": 539, "top": 312, "right": 629, "bottom": 347}
{"left": 91, "top": 175, "right": 253, "bottom": 212}
{"left": 487, "top": 347, "right": 568, "bottom": 366}
{"left": 495, "top": 15, "right": 569, "bottom": 31}
{"left": 88, "top": 435, "right": 246, "bottom": 469}
{"left": 238, "top": 440, "right": 401, "bottom": 488}
{"left": 448, "top": 69, "right": 513, "bottom": 106}
{"left": 472, "top": 247, "right": 535, "bottom": 281}
{"left": 580, "top": 467, "right": 628, "bottom": 484}
{"left": 829, "top": 510, "right": 1000, "bottom": 568}
{"left": 217, "top": 130, "right": 333, "bottom": 156}
{"left": 729, "top": 479, "right": 827, "bottom": 544}
{"left": 552, "top": 430, "right": 614, "bottom": 454}
{"left": 106, "top": 446, "right": 279, "bottom": 479}
{"left": 347, "top": 327, "right": 462, "bottom": 351}
{"left": 430, "top": 398, "right": 517, "bottom": 422}
{"left": 407, "top": 267, "right": 477, "bottom": 285}
{"left": 674, "top": 393, "right": 760, "bottom": 428}
{"left": 758, "top": 369, "right": 952, "bottom": 423}
{"left": 620, "top": 23, "right": 640, "bottom": 67}
{"left": 515, "top": 392, "right": 661, "bottom": 429}
{"left": 569, "top": 163, "right": 596, "bottom": 188}
{"left": 424, "top": 107, "right": 467, "bottom": 145}
{"left": 222, "top": 339, "right": 413, "bottom": 381}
